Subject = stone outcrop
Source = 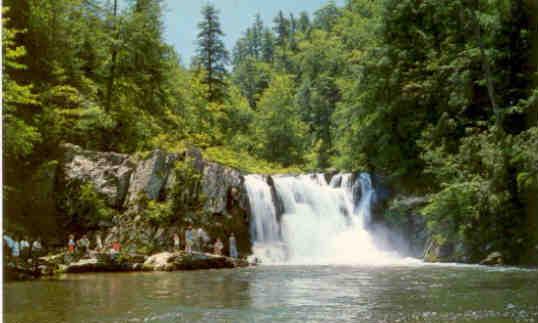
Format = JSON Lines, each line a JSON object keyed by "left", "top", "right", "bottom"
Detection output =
{"left": 60, "top": 144, "right": 249, "bottom": 216}
{"left": 378, "top": 195, "right": 430, "bottom": 258}
{"left": 125, "top": 150, "right": 178, "bottom": 208}
{"left": 143, "top": 251, "right": 247, "bottom": 271}
{"left": 56, "top": 144, "right": 252, "bottom": 258}
{"left": 61, "top": 143, "right": 135, "bottom": 208}
{"left": 200, "top": 161, "right": 246, "bottom": 215}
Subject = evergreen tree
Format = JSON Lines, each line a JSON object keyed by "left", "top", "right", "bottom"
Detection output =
{"left": 261, "top": 28, "right": 275, "bottom": 63}
{"left": 297, "top": 11, "right": 311, "bottom": 35}
{"left": 194, "top": 4, "right": 229, "bottom": 102}
{"left": 273, "top": 10, "right": 290, "bottom": 47}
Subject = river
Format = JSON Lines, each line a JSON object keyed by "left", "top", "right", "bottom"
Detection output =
{"left": 4, "top": 264, "right": 538, "bottom": 322}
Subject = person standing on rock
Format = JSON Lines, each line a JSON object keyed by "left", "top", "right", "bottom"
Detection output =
{"left": 68, "top": 234, "right": 76, "bottom": 254}
{"left": 109, "top": 238, "right": 121, "bottom": 261}
{"left": 229, "top": 233, "right": 238, "bottom": 258}
{"left": 32, "top": 237, "right": 43, "bottom": 258}
{"left": 214, "top": 238, "right": 223, "bottom": 256}
{"left": 78, "top": 235, "right": 90, "bottom": 257}
{"left": 9, "top": 235, "right": 20, "bottom": 260}
{"left": 173, "top": 232, "right": 180, "bottom": 252}
{"left": 95, "top": 232, "right": 103, "bottom": 252}
{"left": 185, "top": 225, "right": 193, "bottom": 253}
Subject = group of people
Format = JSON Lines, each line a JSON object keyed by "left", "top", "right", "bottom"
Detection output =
{"left": 4, "top": 226, "right": 240, "bottom": 264}
{"left": 177, "top": 225, "right": 239, "bottom": 258}
{"left": 66, "top": 232, "right": 121, "bottom": 259}
{"left": 3, "top": 233, "right": 43, "bottom": 263}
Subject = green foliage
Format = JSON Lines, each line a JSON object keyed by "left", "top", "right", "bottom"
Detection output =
{"left": 2, "top": 8, "right": 41, "bottom": 159}
{"left": 253, "top": 74, "right": 308, "bottom": 166}
{"left": 143, "top": 200, "right": 174, "bottom": 225}
{"left": 204, "top": 146, "right": 302, "bottom": 174}
{"left": 62, "top": 182, "right": 115, "bottom": 228}
{"left": 3, "top": 0, "right": 538, "bottom": 263}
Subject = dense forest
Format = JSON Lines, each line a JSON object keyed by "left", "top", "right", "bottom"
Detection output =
{"left": 3, "top": 0, "right": 538, "bottom": 263}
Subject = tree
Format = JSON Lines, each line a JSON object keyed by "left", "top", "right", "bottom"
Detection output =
{"left": 253, "top": 75, "right": 307, "bottom": 166}
{"left": 194, "top": 4, "right": 229, "bottom": 102}
{"left": 2, "top": 9, "right": 40, "bottom": 159}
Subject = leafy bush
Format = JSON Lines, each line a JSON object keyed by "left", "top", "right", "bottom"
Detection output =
{"left": 60, "top": 182, "right": 115, "bottom": 229}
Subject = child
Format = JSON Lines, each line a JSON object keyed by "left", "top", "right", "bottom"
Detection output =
{"left": 68, "top": 234, "right": 76, "bottom": 254}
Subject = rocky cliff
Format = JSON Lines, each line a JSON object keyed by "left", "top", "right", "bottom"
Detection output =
{"left": 9, "top": 144, "right": 252, "bottom": 257}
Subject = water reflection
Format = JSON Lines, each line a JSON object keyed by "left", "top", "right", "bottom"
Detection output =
{"left": 4, "top": 265, "right": 538, "bottom": 322}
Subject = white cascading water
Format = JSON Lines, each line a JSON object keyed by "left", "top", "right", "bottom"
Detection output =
{"left": 244, "top": 175, "right": 287, "bottom": 263}
{"left": 245, "top": 173, "right": 413, "bottom": 265}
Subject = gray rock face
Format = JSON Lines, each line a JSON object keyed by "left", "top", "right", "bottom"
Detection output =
{"left": 125, "top": 150, "right": 178, "bottom": 207}
{"left": 57, "top": 144, "right": 252, "bottom": 257}
{"left": 200, "top": 161, "right": 245, "bottom": 215}
{"left": 62, "top": 143, "right": 135, "bottom": 208}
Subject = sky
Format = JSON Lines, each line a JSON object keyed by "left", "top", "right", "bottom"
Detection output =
{"left": 161, "top": 0, "right": 345, "bottom": 65}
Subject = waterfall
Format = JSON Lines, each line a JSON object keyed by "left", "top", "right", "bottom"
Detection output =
{"left": 244, "top": 175, "right": 286, "bottom": 263}
{"left": 356, "top": 173, "right": 374, "bottom": 226}
{"left": 245, "top": 172, "right": 407, "bottom": 265}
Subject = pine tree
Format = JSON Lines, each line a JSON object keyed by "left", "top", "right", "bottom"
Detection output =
{"left": 273, "top": 10, "right": 290, "bottom": 47}
{"left": 194, "top": 4, "right": 229, "bottom": 102}
{"left": 261, "top": 28, "right": 275, "bottom": 63}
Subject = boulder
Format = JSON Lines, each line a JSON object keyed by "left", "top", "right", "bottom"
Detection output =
{"left": 62, "top": 143, "right": 135, "bottom": 208}
{"left": 39, "top": 252, "right": 67, "bottom": 265}
{"left": 480, "top": 252, "right": 504, "bottom": 265}
{"left": 143, "top": 252, "right": 179, "bottom": 271}
{"left": 143, "top": 251, "right": 249, "bottom": 271}
{"left": 62, "top": 255, "right": 140, "bottom": 273}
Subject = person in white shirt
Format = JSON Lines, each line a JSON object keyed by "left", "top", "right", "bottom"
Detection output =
{"left": 32, "top": 238, "right": 43, "bottom": 258}
{"left": 173, "top": 232, "right": 180, "bottom": 251}
{"left": 95, "top": 232, "right": 103, "bottom": 252}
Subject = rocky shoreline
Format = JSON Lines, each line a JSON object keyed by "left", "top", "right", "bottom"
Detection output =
{"left": 5, "top": 251, "right": 251, "bottom": 281}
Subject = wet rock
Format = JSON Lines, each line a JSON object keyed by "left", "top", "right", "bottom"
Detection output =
{"left": 4, "top": 262, "right": 42, "bottom": 281}
{"left": 480, "top": 252, "right": 504, "bottom": 265}
{"left": 61, "top": 143, "right": 135, "bottom": 208}
{"left": 176, "top": 253, "right": 246, "bottom": 270}
{"left": 62, "top": 255, "right": 139, "bottom": 273}
{"left": 143, "top": 251, "right": 249, "bottom": 271}
{"left": 40, "top": 252, "right": 67, "bottom": 265}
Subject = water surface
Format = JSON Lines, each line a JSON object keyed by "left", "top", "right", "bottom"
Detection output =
{"left": 4, "top": 265, "right": 538, "bottom": 323}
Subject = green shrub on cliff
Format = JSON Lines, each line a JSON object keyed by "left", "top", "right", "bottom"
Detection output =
{"left": 60, "top": 182, "right": 115, "bottom": 229}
